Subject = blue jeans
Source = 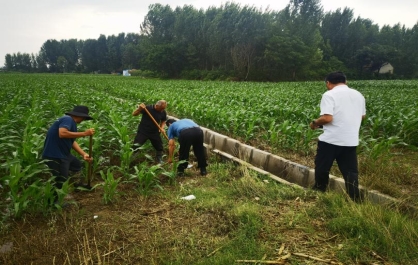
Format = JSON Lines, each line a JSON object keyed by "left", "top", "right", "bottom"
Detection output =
{"left": 314, "top": 141, "right": 360, "bottom": 200}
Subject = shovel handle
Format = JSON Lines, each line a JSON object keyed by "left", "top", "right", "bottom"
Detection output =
{"left": 87, "top": 135, "right": 93, "bottom": 186}
{"left": 142, "top": 106, "right": 169, "bottom": 141}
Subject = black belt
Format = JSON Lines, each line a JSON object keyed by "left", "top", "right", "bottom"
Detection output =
{"left": 180, "top": 127, "right": 199, "bottom": 133}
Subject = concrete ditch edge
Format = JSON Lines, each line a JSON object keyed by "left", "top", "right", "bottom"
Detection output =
{"left": 169, "top": 117, "right": 416, "bottom": 213}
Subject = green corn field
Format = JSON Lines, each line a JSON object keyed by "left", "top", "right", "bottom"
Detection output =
{"left": 0, "top": 73, "right": 417, "bottom": 217}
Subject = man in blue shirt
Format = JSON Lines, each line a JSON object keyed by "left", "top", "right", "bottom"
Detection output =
{"left": 166, "top": 118, "right": 207, "bottom": 176}
{"left": 42, "top": 106, "right": 95, "bottom": 190}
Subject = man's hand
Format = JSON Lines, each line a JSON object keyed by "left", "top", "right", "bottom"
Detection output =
{"left": 84, "top": 128, "right": 95, "bottom": 136}
{"left": 310, "top": 121, "right": 319, "bottom": 130}
{"left": 83, "top": 153, "right": 93, "bottom": 162}
{"left": 138, "top": 103, "right": 146, "bottom": 110}
{"left": 310, "top": 115, "right": 332, "bottom": 129}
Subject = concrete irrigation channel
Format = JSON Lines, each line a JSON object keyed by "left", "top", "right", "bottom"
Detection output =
{"left": 189, "top": 122, "right": 416, "bottom": 214}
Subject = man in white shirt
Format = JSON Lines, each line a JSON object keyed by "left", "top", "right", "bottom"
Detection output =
{"left": 310, "top": 71, "right": 366, "bottom": 201}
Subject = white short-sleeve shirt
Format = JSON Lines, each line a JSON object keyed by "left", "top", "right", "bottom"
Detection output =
{"left": 318, "top": 84, "right": 366, "bottom": 146}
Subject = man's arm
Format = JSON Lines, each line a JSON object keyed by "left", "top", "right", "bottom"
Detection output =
{"left": 168, "top": 139, "right": 176, "bottom": 163}
{"left": 72, "top": 141, "right": 92, "bottom": 162}
{"left": 59, "top": 127, "right": 94, "bottom": 138}
{"left": 132, "top": 103, "right": 146, "bottom": 116}
{"left": 160, "top": 120, "right": 166, "bottom": 129}
{"left": 310, "top": 114, "right": 333, "bottom": 130}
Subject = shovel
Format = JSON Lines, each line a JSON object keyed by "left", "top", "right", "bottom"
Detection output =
{"left": 87, "top": 134, "right": 93, "bottom": 188}
{"left": 75, "top": 135, "right": 93, "bottom": 191}
{"left": 142, "top": 106, "right": 169, "bottom": 141}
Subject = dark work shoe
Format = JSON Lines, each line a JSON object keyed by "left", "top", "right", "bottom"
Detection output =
{"left": 54, "top": 201, "right": 72, "bottom": 209}
{"left": 156, "top": 156, "right": 164, "bottom": 165}
{"left": 311, "top": 183, "right": 326, "bottom": 193}
{"left": 200, "top": 168, "right": 207, "bottom": 176}
{"left": 74, "top": 182, "right": 93, "bottom": 191}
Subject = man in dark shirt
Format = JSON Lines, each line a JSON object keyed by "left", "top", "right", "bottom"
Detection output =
{"left": 132, "top": 100, "right": 167, "bottom": 163}
{"left": 42, "top": 105, "right": 95, "bottom": 190}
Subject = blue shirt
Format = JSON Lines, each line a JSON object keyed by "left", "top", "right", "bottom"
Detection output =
{"left": 42, "top": 116, "right": 77, "bottom": 159}
{"left": 167, "top": 119, "right": 198, "bottom": 139}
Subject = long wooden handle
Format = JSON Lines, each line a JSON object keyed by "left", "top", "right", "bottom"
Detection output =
{"left": 142, "top": 106, "right": 169, "bottom": 141}
{"left": 88, "top": 135, "right": 93, "bottom": 186}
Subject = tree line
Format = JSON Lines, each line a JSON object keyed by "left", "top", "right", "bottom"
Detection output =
{"left": 3, "top": 0, "right": 418, "bottom": 81}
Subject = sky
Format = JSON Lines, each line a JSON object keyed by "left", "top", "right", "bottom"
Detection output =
{"left": 1, "top": 0, "right": 417, "bottom": 67}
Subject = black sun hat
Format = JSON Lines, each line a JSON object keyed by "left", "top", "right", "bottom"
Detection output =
{"left": 65, "top": 105, "right": 93, "bottom": 120}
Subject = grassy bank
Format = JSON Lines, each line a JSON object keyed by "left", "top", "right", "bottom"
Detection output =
{"left": 1, "top": 159, "right": 417, "bottom": 264}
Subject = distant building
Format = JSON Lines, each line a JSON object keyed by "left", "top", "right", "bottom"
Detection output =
{"left": 377, "top": 62, "right": 394, "bottom": 74}
{"left": 123, "top": 70, "right": 131, "bottom": 76}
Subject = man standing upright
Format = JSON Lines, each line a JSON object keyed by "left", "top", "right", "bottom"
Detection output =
{"left": 132, "top": 100, "right": 167, "bottom": 163}
{"left": 310, "top": 71, "right": 366, "bottom": 201}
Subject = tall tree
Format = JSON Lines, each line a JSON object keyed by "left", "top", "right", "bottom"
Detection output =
{"left": 346, "top": 17, "right": 380, "bottom": 75}
{"left": 39, "top": 39, "right": 61, "bottom": 72}
{"left": 206, "top": 3, "right": 241, "bottom": 71}
{"left": 122, "top": 33, "right": 142, "bottom": 69}
{"left": 59, "top": 39, "right": 81, "bottom": 73}
{"left": 264, "top": 0, "right": 324, "bottom": 80}
{"left": 320, "top": 7, "right": 354, "bottom": 64}
{"left": 141, "top": 4, "right": 175, "bottom": 43}
{"left": 121, "top": 42, "right": 141, "bottom": 69}
{"left": 229, "top": 5, "right": 267, "bottom": 80}
{"left": 140, "top": 4, "right": 178, "bottom": 76}
{"left": 107, "top": 33, "right": 125, "bottom": 73}
{"left": 96, "top": 34, "right": 109, "bottom": 73}
{"left": 398, "top": 23, "right": 418, "bottom": 77}
{"left": 4, "top": 54, "right": 13, "bottom": 70}
{"left": 81, "top": 39, "right": 99, "bottom": 73}
{"left": 172, "top": 5, "right": 207, "bottom": 71}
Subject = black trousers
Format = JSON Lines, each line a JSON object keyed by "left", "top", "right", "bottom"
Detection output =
{"left": 314, "top": 141, "right": 360, "bottom": 200}
{"left": 133, "top": 132, "right": 163, "bottom": 159}
{"left": 178, "top": 127, "right": 207, "bottom": 172}
{"left": 44, "top": 154, "right": 82, "bottom": 189}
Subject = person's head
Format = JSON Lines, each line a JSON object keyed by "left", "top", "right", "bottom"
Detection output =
{"left": 325, "top": 71, "right": 347, "bottom": 90}
{"left": 166, "top": 119, "right": 176, "bottom": 127}
{"left": 65, "top": 105, "right": 93, "bottom": 123}
{"left": 154, "top": 100, "right": 167, "bottom": 112}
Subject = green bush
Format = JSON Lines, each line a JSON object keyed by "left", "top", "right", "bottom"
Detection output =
{"left": 129, "top": 69, "right": 158, "bottom": 78}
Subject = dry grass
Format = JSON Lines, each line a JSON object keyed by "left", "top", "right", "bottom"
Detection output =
{"left": 0, "top": 162, "right": 389, "bottom": 265}
{"left": 3, "top": 157, "right": 417, "bottom": 264}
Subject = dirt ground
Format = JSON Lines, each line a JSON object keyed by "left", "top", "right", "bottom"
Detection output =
{"left": 0, "top": 165, "right": 395, "bottom": 265}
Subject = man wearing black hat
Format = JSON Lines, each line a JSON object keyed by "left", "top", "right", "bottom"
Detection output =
{"left": 166, "top": 118, "right": 207, "bottom": 176}
{"left": 42, "top": 105, "right": 95, "bottom": 191}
